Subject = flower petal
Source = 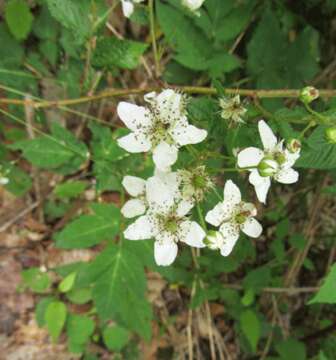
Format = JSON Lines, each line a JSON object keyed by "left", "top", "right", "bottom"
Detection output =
{"left": 170, "top": 120, "right": 207, "bottom": 146}
{"left": 154, "top": 239, "right": 178, "bottom": 266}
{"left": 274, "top": 168, "right": 299, "bottom": 184}
{"left": 117, "top": 133, "right": 151, "bottom": 153}
{"left": 237, "top": 147, "right": 264, "bottom": 168}
{"left": 219, "top": 222, "right": 240, "bottom": 256}
{"left": 205, "top": 202, "right": 234, "bottom": 227}
{"left": 117, "top": 102, "right": 152, "bottom": 131}
{"left": 223, "top": 180, "right": 241, "bottom": 205}
{"left": 241, "top": 217, "right": 262, "bottom": 238}
{"left": 121, "top": 199, "right": 146, "bottom": 218}
{"left": 249, "top": 170, "right": 271, "bottom": 204}
{"left": 146, "top": 175, "right": 177, "bottom": 213}
{"left": 258, "top": 120, "right": 277, "bottom": 150}
{"left": 121, "top": 0, "right": 134, "bottom": 17}
{"left": 122, "top": 175, "right": 146, "bottom": 197}
{"left": 124, "top": 215, "right": 158, "bottom": 240}
{"left": 153, "top": 142, "right": 178, "bottom": 171}
{"left": 180, "top": 220, "right": 206, "bottom": 248}
{"left": 176, "top": 199, "right": 195, "bottom": 217}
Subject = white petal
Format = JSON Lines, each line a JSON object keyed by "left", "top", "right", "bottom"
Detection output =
{"left": 274, "top": 168, "right": 299, "bottom": 184}
{"left": 249, "top": 170, "right": 271, "bottom": 204}
{"left": 180, "top": 221, "right": 206, "bottom": 248}
{"left": 170, "top": 120, "right": 207, "bottom": 146}
{"left": 152, "top": 142, "right": 178, "bottom": 171}
{"left": 117, "top": 102, "right": 152, "bottom": 131}
{"left": 124, "top": 215, "right": 158, "bottom": 240}
{"left": 219, "top": 222, "right": 240, "bottom": 256}
{"left": 205, "top": 202, "right": 234, "bottom": 227}
{"left": 121, "top": 199, "right": 146, "bottom": 218}
{"left": 146, "top": 175, "right": 176, "bottom": 212}
{"left": 241, "top": 217, "right": 262, "bottom": 238}
{"left": 117, "top": 133, "right": 151, "bottom": 153}
{"left": 0, "top": 177, "right": 9, "bottom": 185}
{"left": 157, "top": 89, "right": 183, "bottom": 123}
{"left": 154, "top": 240, "right": 178, "bottom": 266}
{"left": 176, "top": 199, "right": 194, "bottom": 217}
{"left": 237, "top": 147, "right": 264, "bottom": 168}
{"left": 258, "top": 120, "right": 277, "bottom": 150}
{"left": 284, "top": 149, "right": 300, "bottom": 168}
{"left": 121, "top": 0, "right": 134, "bottom": 17}
{"left": 223, "top": 180, "right": 241, "bottom": 205}
{"left": 122, "top": 175, "right": 146, "bottom": 197}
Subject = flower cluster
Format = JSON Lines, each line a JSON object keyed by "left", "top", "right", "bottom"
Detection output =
{"left": 117, "top": 89, "right": 301, "bottom": 266}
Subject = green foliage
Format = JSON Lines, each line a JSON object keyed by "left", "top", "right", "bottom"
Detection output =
{"left": 275, "top": 338, "right": 306, "bottom": 360}
{"left": 239, "top": 309, "right": 260, "bottom": 353}
{"left": 309, "top": 264, "right": 336, "bottom": 304}
{"left": 21, "top": 268, "right": 51, "bottom": 293}
{"left": 66, "top": 314, "right": 95, "bottom": 352}
{"left": 54, "top": 181, "right": 87, "bottom": 199}
{"left": 54, "top": 203, "right": 120, "bottom": 249}
{"left": 93, "top": 37, "right": 148, "bottom": 70}
{"left": 5, "top": 0, "right": 34, "bottom": 40}
{"left": 102, "top": 326, "right": 130, "bottom": 351}
{"left": 45, "top": 301, "right": 67, "bottom": 343}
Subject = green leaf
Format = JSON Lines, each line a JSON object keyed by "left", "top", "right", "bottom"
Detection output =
{"left": 2, "top": 162, "right": 32, "bottom": 197}
{"left": 92, "top": 37, "right": 148, "bottom": 70}
{"left": 276, "top": 338, "right": 306, "bottom": 360}
{"left": 21, "top": 268, "right": 51, "bottom": 293}
{"left": 54, "top": 181, "right": 87, "bottom": 199}
{"left": 58, "top": 272, "right": 77, "bottom": 293}
{"left": 240, "top": 309, "right": 260, "bottom": 353}
{"left": 54, "top": 204, "right": 120, "bottom": 249}
{"left": 309, "top": 263, "right": 336, "bottom": 304}
{"left": 0, "top": 24, "right": 24, "bottom": 67}
{"left": 45, "top": 301, "right": 67, "bottom": 343}
{"left": 45, "top": 0, "right": 92, "bottom": 45}
{"left": 35, "top": 297, "right": 56, "bottom": 327}
{"left": 297, "top": 126, "right": 336, "bottom": 169}
{"left": 5, "top": 0, "right": 33, "bottom": 40}
{"left": 66, "top": 287, "right": 92, "bottom": 305}
{"left": 92, "top": 244, "right": 152, "bottom": 340}
{"left": 103, "top": 325, "right": 129, "bottom": 351}
{"left": 66, "top": 314, "right": 95, "bottom": 345}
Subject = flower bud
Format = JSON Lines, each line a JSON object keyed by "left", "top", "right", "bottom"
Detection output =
{"left": 258, "top": 157, "right": 279, "bottom": 177}
{"left": 0, "top": 177, "right": 9, "bottom": 185}
{"left": 286, "top": 138, "right": 301, "bottom": 153}
{"left": 300, "top": 86, "right": 319, "bottom": 104}
{"left": 204, "top": 230, "right": 223, "bottom": 250}
{"left": 325, "top": 126, "right": 336, "bottom": 144}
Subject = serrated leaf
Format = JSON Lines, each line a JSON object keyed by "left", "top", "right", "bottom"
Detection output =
{"left": 240, "top": 309, "right": 260, "bottom": 353}
{"left": 54, "top": 204, "right": 120, "bottom": 249}
{"left": 92, "top": 245, "right": 152, "bottom": 340}
{"left": 54, "top": 181, "right": 87, "bottom": 199}
{"left": 309, "top": 264, "right": 336, "bottom": 304}
{"left": 92, "top": 37, "right": 148, "bottom": 70}
{"left": 5, "top": 0, "right": 33, "bottom": 40}
{"left": 297, "top": 126, "right": 336, "bottom": 169}
{"left": 45, "top": 0, "right": 91, "bottom": 45}
{"left": 45, "top": 301, "right": 67, "bottom": 343}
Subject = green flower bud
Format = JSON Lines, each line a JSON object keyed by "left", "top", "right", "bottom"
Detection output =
{"left": 286, "top": 138, "right": 301, "bottom": 153}
{"left": 258, "top": 156, "right": 279, "bottom": 177}
{"left": 300, "top": 86, "right": 319, "bottom": 104}
{"left": 205, "top": 230, "right": 222, "bottom": 250}
{"left": 325, "top": 126, "right": 336, "bottom": 144}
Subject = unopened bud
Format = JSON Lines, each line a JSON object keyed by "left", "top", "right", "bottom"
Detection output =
{"left": 258, "top": 157, "right": 279, "bottom": 177}
{"left": 286, "top": 138, "right": 301, "bottom": 153}
{"left": 325, "top": 126, "right": 336, "bottom": 144}
{"left": 204, "top": 230, "right": 223, "bottom": 250}
{"left": 300, "top": 86, "right": 319, "bottom": 104}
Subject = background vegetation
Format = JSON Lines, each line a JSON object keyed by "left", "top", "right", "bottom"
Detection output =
{"left": 1, "top": 0, "right": 336, "bottom": 359}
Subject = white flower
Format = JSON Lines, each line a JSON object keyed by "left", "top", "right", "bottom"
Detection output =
{"left": 121, "top": 0, "right": 144, "bottom": 18}
{"left": 237, "top": 120, "right": 300, "bottom": 204}
{"left": 182, "top": 0, "right": 206, "bottom": 12}
{"left": 0, "top": 165, "right": 9, "bottom": 185}
{"left": 124, "top": 175, "right": 205, "bottom": 266}
{"left": 117, "top": 89, "right": 207, "bottom": 171}
{"left": 219, "top": 95, "right": 247, "bottom": 126}
{"left": 205, "top": 180, "right": 262, "bottom": 256}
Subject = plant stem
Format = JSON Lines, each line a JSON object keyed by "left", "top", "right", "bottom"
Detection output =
{"left": 148, "top": 0, "right": 160, "bottom": 77}
{"left": 1, "top": 86, "right": 336, "bottom": 109}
